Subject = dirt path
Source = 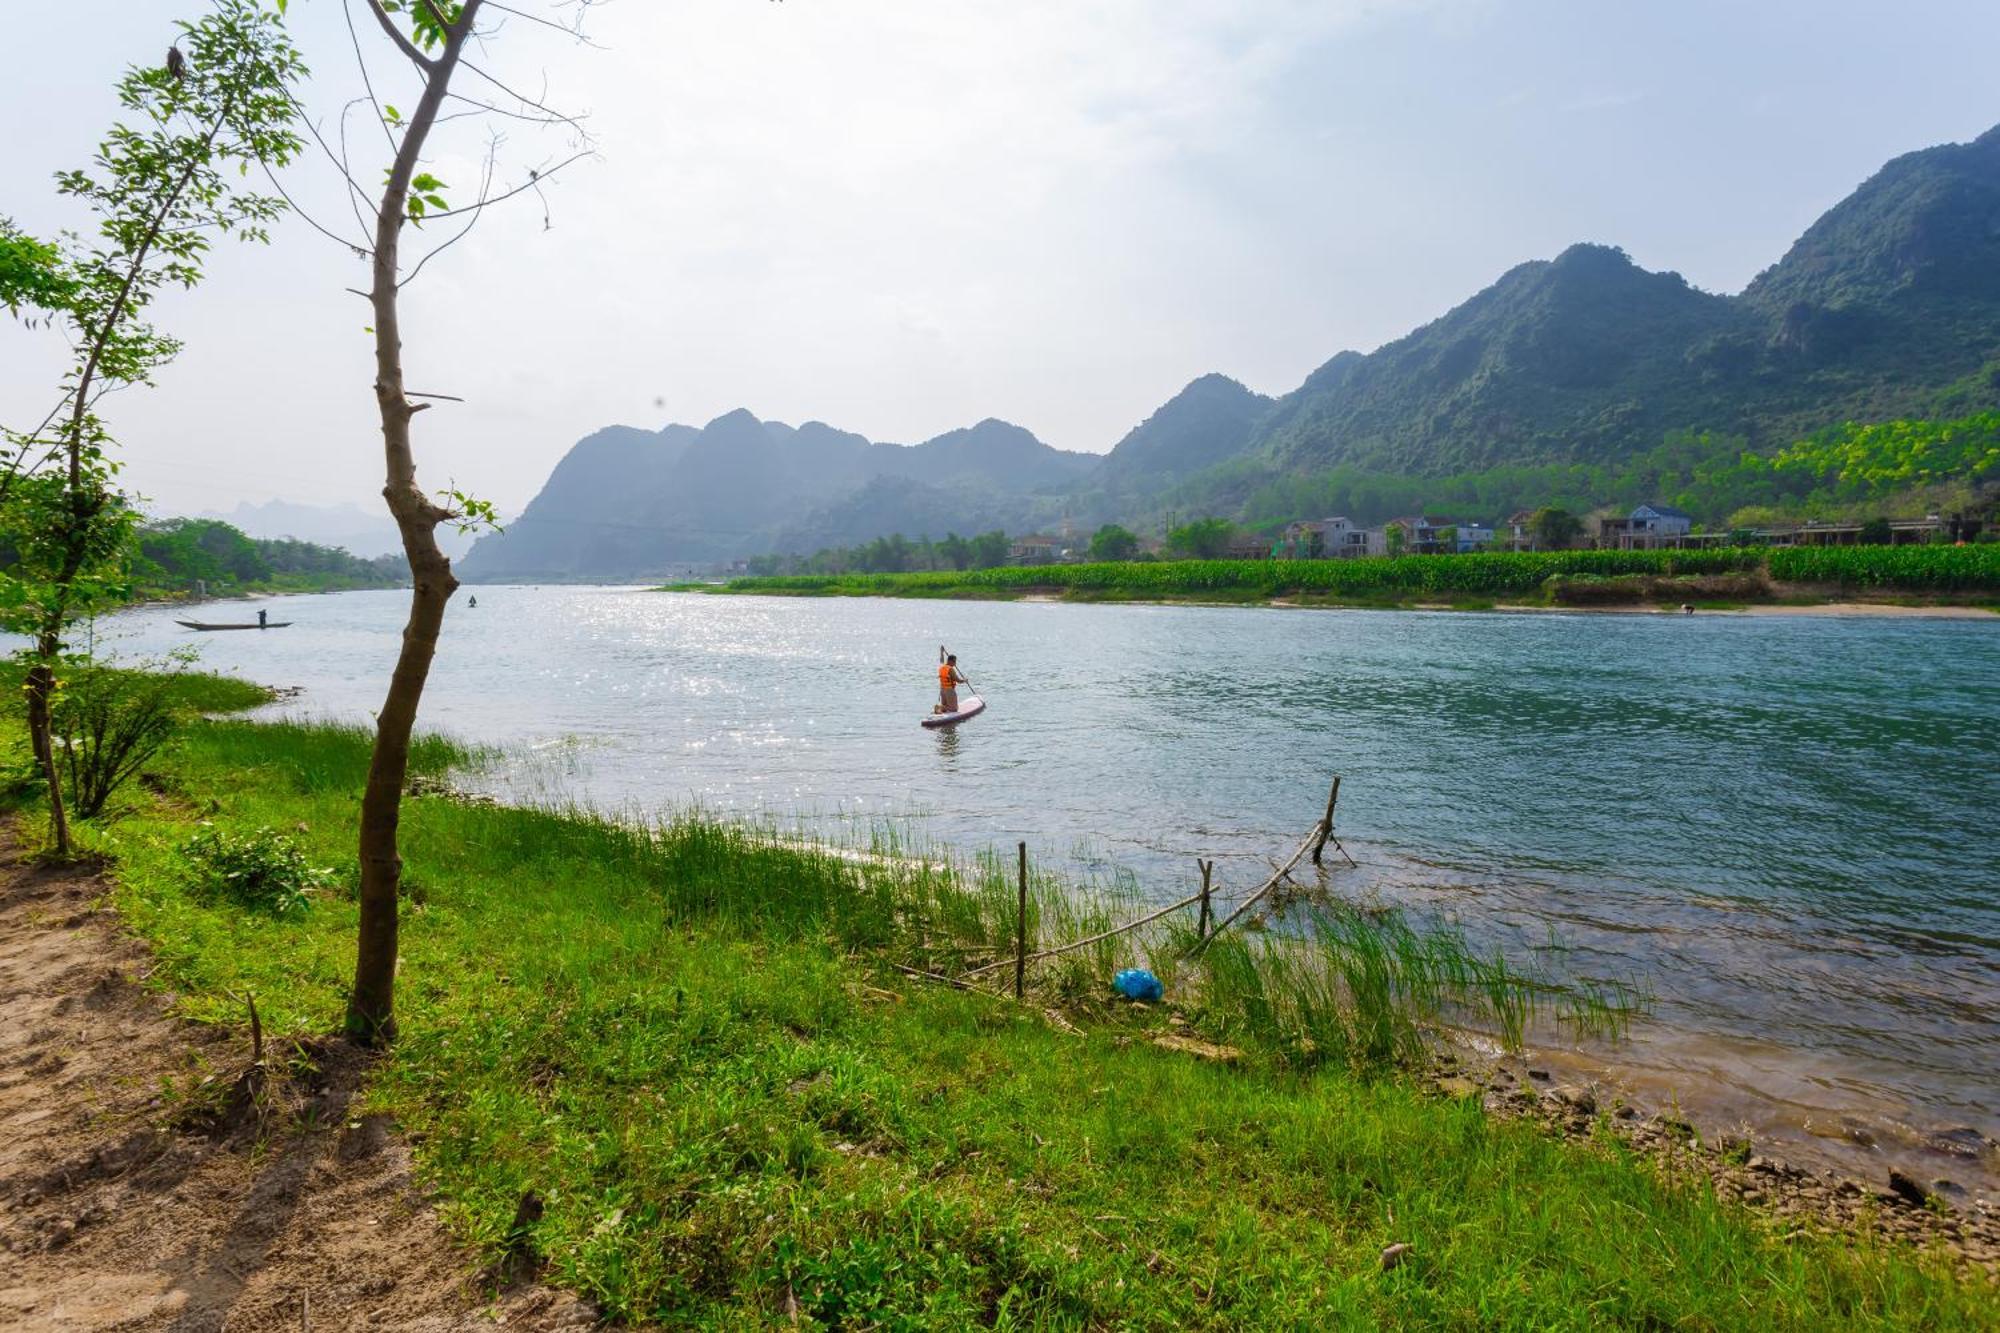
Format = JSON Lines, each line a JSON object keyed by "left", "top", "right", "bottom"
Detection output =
{"left": 0, "top": 829, "right": 598, "bottom": 1332}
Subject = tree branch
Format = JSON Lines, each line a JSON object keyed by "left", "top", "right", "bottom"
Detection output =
{"left": 258, "top": 159, "right": 370, "bottom": 255}
{"left": 275, "top": 83, "right": 380, "bottom": 238}
{"left": 480, "top": 1, "right": 605, "bottom": 46}
{"left": 458, "top": 60, "right": 590, "bottom": 138}
{"left": 397, "top": 138, "right": 498, "bottom": 289}
{"left": 442, "top": 88, "right": 589, "bottom": 128}
{"left": 363, "top": 0, "right": 435, "bottom": 71}
{"left": 420, "top": 150, "right": 589, "bottom": 221}
{"left": 336, "top": 97, "right": 397, "bottom": 240}
{"left": 344, "top": 0, "right": 404, "bottom": 165}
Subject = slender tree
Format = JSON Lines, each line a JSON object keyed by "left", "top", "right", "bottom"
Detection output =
{"left": 2, "top": 2, "right": 302, "bottom": 855}
{"left": 327, "top": 0, "right": 594, "bottom": 1042}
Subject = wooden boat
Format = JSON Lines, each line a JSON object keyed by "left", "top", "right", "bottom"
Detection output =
{"left": 921, "top": 694, "right": 985, "bottom": 729}
{"left": 175, "top": 619, "right": 293, "bottom": 631}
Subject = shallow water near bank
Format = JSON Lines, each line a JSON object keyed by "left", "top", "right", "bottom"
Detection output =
{"left": 97, "top": 586, "right": 2000, "bottom": 1194}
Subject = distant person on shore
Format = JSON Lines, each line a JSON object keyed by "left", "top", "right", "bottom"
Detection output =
{"left": 1681, "top": 603, "right": 1694, "bottom": 616}
{"left": 468, "top": 594, "right": 478, "bottom": 608}
{"left": 936, "top": 654, "right": 966, "bottom": 714}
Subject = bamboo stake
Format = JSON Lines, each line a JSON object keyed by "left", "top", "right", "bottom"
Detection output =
{"left": 1183, "top": 825, "right": 1321, "bottom": 957}
{"left": 1196, "top": 859, "right": 1214, "bottom": 939}
{"left": 1015, "top": 841, "right": 1028, "bottom": 1000}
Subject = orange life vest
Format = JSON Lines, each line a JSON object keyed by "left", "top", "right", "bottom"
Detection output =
{"left": 939, "top": 663, "right": 956, "bottom": 689}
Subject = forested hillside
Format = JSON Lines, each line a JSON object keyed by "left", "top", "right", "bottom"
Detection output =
{"left": 467, "top": 124, "right": 2000, "bottom": 578}
{"left": 133, "top": 519, "right": 405, "bottom": 597}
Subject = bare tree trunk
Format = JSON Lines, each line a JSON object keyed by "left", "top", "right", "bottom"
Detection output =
{"left": 23, "top": 653, "right": 69, "bottom": 856}
{"left": 344, "top": 3, "right": 481, "bottom": 1044}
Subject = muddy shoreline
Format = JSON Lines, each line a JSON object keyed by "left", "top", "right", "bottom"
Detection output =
{"left": 1430, "top": 1050, "right": 2000, "bottom": 1274}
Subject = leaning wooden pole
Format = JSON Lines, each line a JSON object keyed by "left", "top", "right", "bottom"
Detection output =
{"left": 961, "top": 886, "right": 1207, "bottom": 979}
{"left": 1183, "top": 820, "right": 1325, "bottom": 957}
{"left": 1014, "top": 842, "right": 1029, "bottom": 1000}
{"left": 1197, "top": 859, "right": 1214, "bottom": 939}
{"left": 1310, "top": 775, "right": 1342, "bottom": 866}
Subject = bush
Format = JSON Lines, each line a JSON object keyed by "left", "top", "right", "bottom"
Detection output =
{"left": 49, "top": 657, "right": 186, "bottom": 819}
{"left": 179, "top": 823, "right": 332, "bottom": 915}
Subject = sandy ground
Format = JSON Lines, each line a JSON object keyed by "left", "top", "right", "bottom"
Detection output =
{"left": 1700, "top": 601, "right": 1998, "bottom": 618}
{"left": 1016, "top": 591, "right": 1998, "bottom": 617}
{"left": 1486, "top": 599, "right": 1998, "bottom": 619}
{"left": 0, "top": 827, "right": 598, "bottom": 1332}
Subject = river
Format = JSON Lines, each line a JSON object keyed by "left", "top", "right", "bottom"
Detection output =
{"left": 99, "top": 585, "right": 2000, "bottom": 1194}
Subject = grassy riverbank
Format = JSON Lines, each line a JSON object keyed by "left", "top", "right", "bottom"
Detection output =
{"left": 675, "top": 546, "right": 2000, "bottom": 610}
{"left": 9, "top": 698, "right": 1994, "bottom": 1325}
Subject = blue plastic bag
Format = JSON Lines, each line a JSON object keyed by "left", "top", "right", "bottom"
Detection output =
{"left": 1113, "top": 968, "right": 1163, "bottom": 1002}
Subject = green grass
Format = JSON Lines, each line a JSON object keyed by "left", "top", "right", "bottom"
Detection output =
{"left": 690, "top": 546, "right": 2000, "bottom": 606}
{"left": 25, "top": 716, "right": 1994, "bottom": 1327}
{"left": 0, "top": 659, "right": 271, "bottom": 714}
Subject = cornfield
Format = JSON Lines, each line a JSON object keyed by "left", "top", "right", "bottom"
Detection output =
{"left": 726, "top": 550, "right": 1774, "bottom": 599}
{"left": 723, "top": 546, "right": 2000, "bottom": 599}
{"left": 1766, "top": 544, "right": 2000, "bottom": 590}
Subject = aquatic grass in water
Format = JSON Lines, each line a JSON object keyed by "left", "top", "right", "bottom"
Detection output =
{"left": 1151, "top": 902, "right": 1642, "bottom": 1074}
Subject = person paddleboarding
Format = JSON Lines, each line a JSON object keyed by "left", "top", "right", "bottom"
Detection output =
{"left": 936, "top": 653, "right": 967, "bottom": 714}
{"left": 922, "top": 646, "right": 986, "bottom": 728}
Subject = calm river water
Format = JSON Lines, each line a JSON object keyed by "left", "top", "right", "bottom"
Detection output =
{"left": 99, "top": 587, "right": 2000, "bottom": 1191}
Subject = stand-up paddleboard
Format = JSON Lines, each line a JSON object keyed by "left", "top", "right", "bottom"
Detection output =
{"left": 922, "top": 694, "right": 985, "bottom": 729}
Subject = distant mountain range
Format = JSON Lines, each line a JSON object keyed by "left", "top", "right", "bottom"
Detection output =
{"left": 461, "top": 124, "right": 2000, "bottom": 580}
{"left": 460, "top": 412, "right": 1096, "bottom": 579}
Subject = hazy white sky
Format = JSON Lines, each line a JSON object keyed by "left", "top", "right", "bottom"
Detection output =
{"left": 4, "top": 0, "right": 1998, "bottom": 516}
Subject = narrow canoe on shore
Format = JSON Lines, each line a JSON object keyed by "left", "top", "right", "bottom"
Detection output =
{"left": 175, "top": 620, "right": 293, "bottom": 631}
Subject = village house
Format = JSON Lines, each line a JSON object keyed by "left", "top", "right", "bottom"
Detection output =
{"left": 1735, "top": 515, "right": 1961, "bottom": 546}
{"left": 1225, "top": 532, "right": 1277, "bottom": 560}
{"left": 1371, "top": 515, "right": 1474, "bottom": 555}
{"left": 1281, "top": 516, "right": 1370, "bottom": 559}
{"left": 1009, "top": 533, "right": 1060, "bottom": 565}
{"left": 1450, "top": 522, "right": 1497, "bottom": 553}
{"left": 1599, "top": 503, "right": 1694, "bottom": 549}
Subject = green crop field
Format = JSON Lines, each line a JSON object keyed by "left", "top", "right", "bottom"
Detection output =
{"left": 1765, "top": 544, "right": 2000, "bottom": 590}
{"left": 697, "top": 546, "right": 2000, "bottom": 604}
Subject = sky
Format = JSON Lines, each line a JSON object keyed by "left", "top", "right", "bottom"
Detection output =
{"left": 4, "top": 0, "right": 1999, "bottom": 518}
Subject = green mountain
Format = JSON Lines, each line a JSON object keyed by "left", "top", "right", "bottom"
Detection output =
{"left": 1092, "top": 374, "right": 1273, "bottom": 493}
{"left": 469, "top": 124, "right": 2000, "bottom": 574}
{"left": 1108, "top": 124, "right": 2000, "bottom": 514}
{"left": 1253, "top": 243, "right": 1761, "bottom": 475}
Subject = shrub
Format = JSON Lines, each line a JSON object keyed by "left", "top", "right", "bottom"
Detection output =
{"left": 49, "top": 656, "right": 187, "bottom": 819}
{"left": 179, "top": 823, "right": 332, "bottom": 915}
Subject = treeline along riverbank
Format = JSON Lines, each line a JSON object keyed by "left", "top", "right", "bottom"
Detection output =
{"left": 682, "top": 545, "right": 2000, "bottom": 609}
{"left": 2, "top": 668, "right": 1995, "bottom": 1325}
